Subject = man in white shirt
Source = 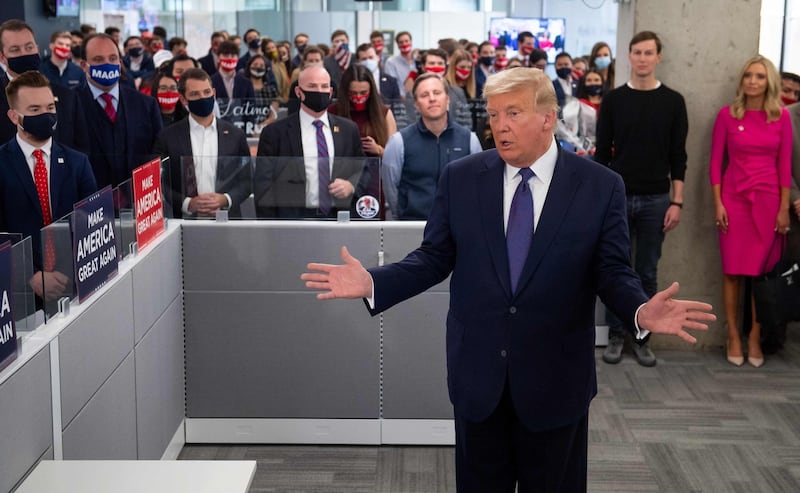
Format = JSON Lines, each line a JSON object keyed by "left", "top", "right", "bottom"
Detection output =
{"left": 152, "top": 68, "right": 251, "bottom": 218}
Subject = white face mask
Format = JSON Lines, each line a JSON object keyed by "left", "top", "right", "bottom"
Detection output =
{"left": 360, "top": 58, "right": 378, "bottom": 73}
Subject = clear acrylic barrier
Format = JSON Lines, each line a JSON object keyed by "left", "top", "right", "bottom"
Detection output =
{"left": 40, "top": 210, "right": 75, "bottom": 320}
{"left": 177, "top": 156, "right": 254, "bottom": 219}
{"left": 114, "top": 178, "right": 136, "bottom": 259}
{"left": 252, "top": 156, "right": 383, "bottom": 220}
{"left": 216, "top": 97, "right": 285, "bottom": 139}
{"left": 385, "top": 98, "right": 487, "bottom": 133}
{"left": 0, "top": 234, "right": 36, "bottom": 332}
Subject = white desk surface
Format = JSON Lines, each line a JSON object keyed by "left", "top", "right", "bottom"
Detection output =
{"left": 16, "top": 460, "right": 257, "bottom": 493}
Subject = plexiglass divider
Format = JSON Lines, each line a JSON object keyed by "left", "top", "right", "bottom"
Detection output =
{"left": 0, "top": 234, "right": 36, "bottom": 331}
{"left": 40, "top": 210, "right": 76, "bottom": 320}
{"left": 251, "top": 156, "right": 383, "bottom": 220}
{"left": 177, "top": 155, "right": 254, "bottom": 219}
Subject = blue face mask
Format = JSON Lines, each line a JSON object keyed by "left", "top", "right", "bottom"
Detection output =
{"left": 360, "top": 58, "right": 378, "bottom": 73}
{"left": 89, "top": 63, "right": 120, "bottom": 87}
{"left": 188, "top": 95, "right": 215, "bottom": 117}
{"left": 594, "top": 56, "right": 611, "bottom": 70}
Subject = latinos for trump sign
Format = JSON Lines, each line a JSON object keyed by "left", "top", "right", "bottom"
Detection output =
{"left": 0, "top": 241, "right": 17, "bottom": 369}
{"left": 73, "top": 186, "right": 119, "bottom": 303}
{"left": 132, "top": 158, "right": 165, "bottom": 250}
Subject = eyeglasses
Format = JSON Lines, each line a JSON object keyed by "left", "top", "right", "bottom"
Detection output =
{"left": 158, "top": 85, "right": 178, "bottom": 92}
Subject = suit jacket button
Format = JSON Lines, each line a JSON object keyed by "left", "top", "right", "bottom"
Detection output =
{"left": 500, "top": 350, "right": 507, "bottom": 358}
{"left": 509, "top": 306, "right": 517, "bottom": 314}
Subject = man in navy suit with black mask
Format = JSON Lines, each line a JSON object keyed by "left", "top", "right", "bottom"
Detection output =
{"left": 302, "top": 68, "right": 715, "bottom": 492}
{"left": 76, "top": 32, "right": 162, "bottom": 188}
{"left": 0, "top": 19, "right": 89, "bottom": 153}
{"left": 0, "top": 71, "right": 96, "bottom": 302}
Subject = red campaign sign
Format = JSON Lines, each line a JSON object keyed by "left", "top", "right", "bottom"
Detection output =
{"left": 132, "top": 158, "right": 165, "bottom": 250}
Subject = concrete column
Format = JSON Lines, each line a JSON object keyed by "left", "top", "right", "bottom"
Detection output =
{"left": 616, "top": 0, "right": 763, "bottom": 349}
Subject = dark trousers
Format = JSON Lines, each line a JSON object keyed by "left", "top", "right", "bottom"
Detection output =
{"left": 454, "top": 382, "right": 588, "bottom": 493}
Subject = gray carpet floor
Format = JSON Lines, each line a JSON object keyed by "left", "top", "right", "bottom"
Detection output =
{"left": 180, "top": 326, "right": 800, "bottom": 492}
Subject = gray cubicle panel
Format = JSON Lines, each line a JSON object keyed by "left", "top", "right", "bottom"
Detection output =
{"left": 132, "top": 230, "right": 184, "bottom": 459}
{"left": 183, "top": 223, "right": 381, "bottom": 418}
{"left": 0, "top": 347, "right": 52, "bottom": 493}
{"left": 59, "top": 273, "right": 135, "bottom": 430}
{"left": 380, "top": 224, "right": 453, "bottom": 419}
{"left": 61, "top": 352, "right": 137, "bottom": 459}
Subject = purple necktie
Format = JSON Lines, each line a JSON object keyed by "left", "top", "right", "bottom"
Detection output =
{"left": 507, "top": 167, "right": 534, "bottom": 294}
{"left": 313, "top": 120, "right": 332, "bottom": 215}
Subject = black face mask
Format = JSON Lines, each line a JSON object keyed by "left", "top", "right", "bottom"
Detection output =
{"left": 70, "top": 45, "right": 81, "bottom": 58}
{"left": 296, "top": 43, "right": 306, "bottom": 54}
{"left": 7, "top": 53, "right": 41, "bottom": 75}
{"left": 586, "top": 85, "right": 603, "bottom": 96}
{"left": 479, "top": 56, "right": 495, "bottom": 67}
{"left": 248, "top": 38, "right": 260, "bottom": 50}
{"left": 299, "top": 89, "right": 330, "bottom": 113}
{"left": 128, "top": 47, "right": 143, "bottom": 58}
{"left": 19, "top": 112, "right": 58, "bottom": 140}
{"left": 187, "top": 95, "right": 215, "bottom": 117}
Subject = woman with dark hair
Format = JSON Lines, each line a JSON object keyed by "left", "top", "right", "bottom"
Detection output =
{"left": 328, "top": 64, "right": 398, "bottom": 218}
{"left": 150, "top": 71, "right": 188, "bottom": 126}
{"left": 556, "top": 69, "right": 604, "bottom": 155}
{"left": 245, "top": 54, "right": 279, "bottom": 136}
{"left": 710, "top": 54, "right": 792, "bottom": 368}
{"left": 575, "top": 67, "right": 605, "bottom": 112}
{"left": 262, "top": 38, "right": 290, "bottom": 103}
{"left": 328, "top": 64, "right": 397, "bottom": 157}
{"left": 589, "top": 41, "right": 615, "bottom": 91}
{"left": 528, "top": 48, "right": 548, "bottom": 70}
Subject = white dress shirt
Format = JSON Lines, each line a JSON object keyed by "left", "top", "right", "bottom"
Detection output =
{"left": 17, "top": 134, "right": 53, "bottom": 211}
{"left": 503, "top": 137, "right": 557, "bottom": 233}
{"left": 299, "top": 109, "right": 335, "bottom": 209}
{"left": 185, "top": 115, "right": 230, "bottom": 214}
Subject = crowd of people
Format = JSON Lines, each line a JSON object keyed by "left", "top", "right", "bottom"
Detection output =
{"left": 0, "top": 17, "right": 798, "bottom": 367}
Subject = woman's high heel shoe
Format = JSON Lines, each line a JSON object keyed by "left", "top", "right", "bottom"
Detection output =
{"left": 727, "top": 341, "right": 744, "bottom": 367}
{"left": 748, "top": 356, "right": 764, "bottom": 368}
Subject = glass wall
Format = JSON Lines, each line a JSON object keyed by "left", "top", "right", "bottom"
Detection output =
{"left": 760, "top": 0, "right": 800, "bottom": 72}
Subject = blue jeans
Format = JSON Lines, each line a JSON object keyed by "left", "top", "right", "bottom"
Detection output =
{"left": 607, "top": 193, "right": 670, "bottom": 338}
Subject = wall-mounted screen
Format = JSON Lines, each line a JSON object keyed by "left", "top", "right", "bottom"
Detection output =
{"left": 57, "top": 0, "right": 80, "bottom": 17}
{"left": 488, "top": 17, "right": 566, "bottom": 64}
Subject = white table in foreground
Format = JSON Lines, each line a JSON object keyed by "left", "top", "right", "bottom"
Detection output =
{"left": 16, "top": 460, "right": 256, "bottom": 493}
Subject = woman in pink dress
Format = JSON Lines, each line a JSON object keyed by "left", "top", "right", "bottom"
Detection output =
{"left": 710, "top": 55, "right": 792, "bottom": 368}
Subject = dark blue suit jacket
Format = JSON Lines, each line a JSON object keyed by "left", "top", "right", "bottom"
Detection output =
{"left": 553, "top": 77, "right": 578, "bottom": 109}
{"left": 377, "top": 72, "right": 401, "bottom": 103}
{"left": 76, "top": 83, "right": 162, "bottom": 188}
{"left": 368, "top": 147, "right": 647, "bottom": 432}
{"left": 198, "top": 51, "right": 218, "bottom": 76}
{"left": 0, "top": 138, "right": 97, "bottom": 269}
{"left": 211, "top": 72, "right": 255, "bottom": 100}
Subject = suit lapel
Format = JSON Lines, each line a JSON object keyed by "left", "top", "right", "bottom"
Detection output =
{"left": 477, "top": 153, "right": 512, "bottom": 299}
{"left": 514, "top": 149, "right": 580, "bottom": 297}
{"left": 49, "top": 142, "right": 67, "bottom": 216}
{"left": 7, "top": 140, "right": 43, "bottom": 220}
{"left": 288, "top": 114, "right": 303, "bottom": 157}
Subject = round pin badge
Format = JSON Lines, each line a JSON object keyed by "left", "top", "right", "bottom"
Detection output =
{"left": 356, "top": 195, "right": 380, "bottom": 219}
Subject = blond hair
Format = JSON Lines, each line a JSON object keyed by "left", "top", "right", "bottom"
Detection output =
{"left": 445, "top": 49, "right": 476, "bottom": 99}
{"left": 482, "top": 66, "right": 558, "bottom": 114}
{"left": 730, "top": 55, "right": 782, "bottom": 122}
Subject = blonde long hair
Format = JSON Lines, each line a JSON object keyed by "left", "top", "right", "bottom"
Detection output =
{"left": 730, "top": 55, "right": 782, "bottom": 122}
{"left": 445, "top": 49, "right": 476, "bottom": 99}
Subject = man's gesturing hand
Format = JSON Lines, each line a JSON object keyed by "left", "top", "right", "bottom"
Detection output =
{"left": 301, "top": 246, "right": 373, "bottom": 300}
{"left": 636, "top": 282, "right": 716, "bottom": 344}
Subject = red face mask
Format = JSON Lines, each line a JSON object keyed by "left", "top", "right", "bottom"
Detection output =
{"left": 53, "top": 45, "right": 71, "bottom": 60}
{"left": 520, "top": 45, "right": 534, "bottom": 56}
{"left": 425, "top": 65, "right": 446, "bottom": 75}
{"left": 494, "top": 56, "right": 509, "bottom": 71}
{"left": 349, "top": 93, "right": 370, "bottom": 111}
{"left": 471, "top": 52, "right": 478, "bottom": 65}
{"left": 219, "top": 57, "right": 238, "bottom": 71}
{"left": 151, "top": 42, "right": 164, "bottom": 53}
{"left": 455, "top": 67, "right": 471, "bottom": 80}
{"left": 781, "top": 96, "right": 797, "bottom": 106}
{"left": 399, "top": 42, "right": 412, "bottom": 56}
{"left": 373, "top": 42, "right": 384, "bottom": 55}
{"left": 157, "top": 90, "right": 180, "bottom": 111}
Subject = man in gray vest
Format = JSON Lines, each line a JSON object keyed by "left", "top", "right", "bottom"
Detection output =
{"left": 382, "top": 73, "right": 482, "bottom": 219}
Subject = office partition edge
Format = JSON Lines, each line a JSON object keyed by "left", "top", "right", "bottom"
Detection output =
{"left": 185, "top": 418, "right": 382, "bottom": 445}
{"left": 161, "top": 420, "right": 186, "bottom": 460}
{"left": 49, "top": 338, "right": 62, "bottom": 460}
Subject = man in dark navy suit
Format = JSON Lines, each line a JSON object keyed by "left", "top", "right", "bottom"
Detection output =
{"left": 0, "top": 19, "right": 89, "bottom": 153}
{"left": 75, "top": 33, "right": 162, "bottom": 188}
{"left": 355, "top": 43, "right": 400, "bottom": 103}
{"left": 198, "top": 31, "right": 225, "bottom": 77}
{"left": 153, "top": 68, "right": 251, "bottom": 219}
{"left": 302, "top": 68, "right": 715, "bottom": 492}
{"left": 210, "top": 40, "right": 255, "bottom": 101}
{"left": 255, "top": 65, "right": 364, "bottom": 218}
{"left": 0, "top": 71, "right": 96, "bottom": 302}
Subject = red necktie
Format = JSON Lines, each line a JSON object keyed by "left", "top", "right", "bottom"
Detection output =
{"left": 33, "top": 149, "right": 56, "bottom": 271}
{"left": 100, "top": 92, "right": 116, "bottom": 123}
